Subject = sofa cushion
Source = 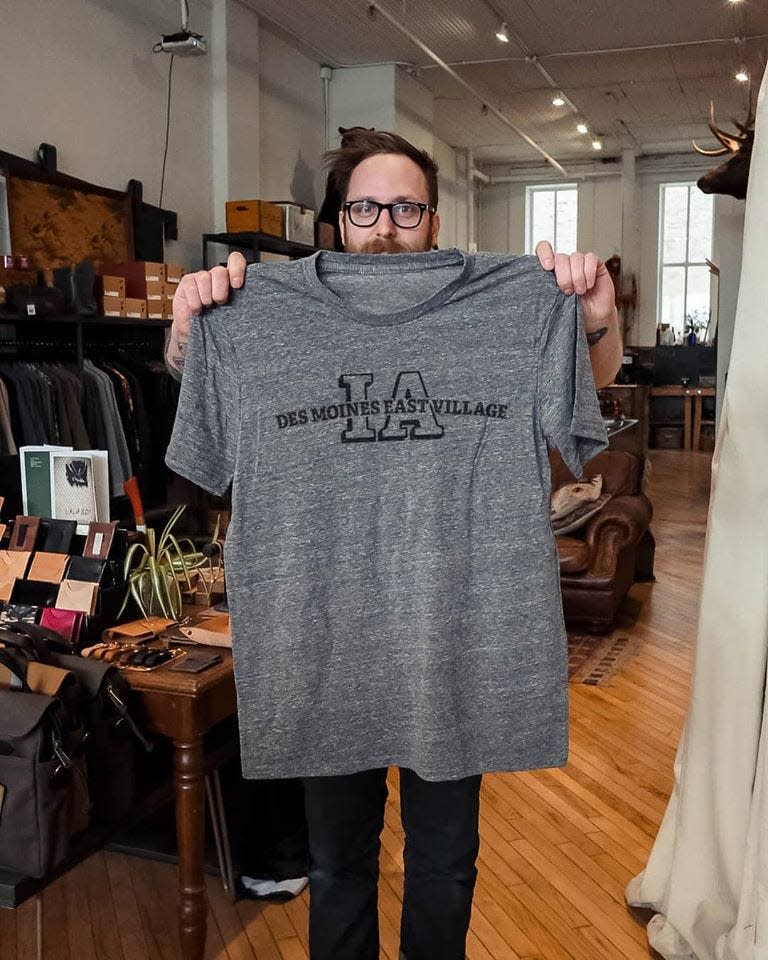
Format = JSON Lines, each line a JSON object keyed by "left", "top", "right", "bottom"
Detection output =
{"left": 553, "top": 493, "right": 612, "bottom": 535}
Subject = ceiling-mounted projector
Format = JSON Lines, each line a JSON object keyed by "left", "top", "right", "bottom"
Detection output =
{"left": 157, "top": 1, "right": 206, "bottom": 56}
{"left": 159, "top": 30, "right": 206, "bottom": 56}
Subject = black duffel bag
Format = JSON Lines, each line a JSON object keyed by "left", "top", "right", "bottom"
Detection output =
{"left": 0, "top": 652, "right": 90, "bottom": 877}
{"left": 0, "top": 624, "right": 152, "bottom": 825}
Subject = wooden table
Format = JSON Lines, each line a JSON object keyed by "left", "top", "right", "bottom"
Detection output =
{"left": 650, "top": 385, "right": 716, "bottom": 450}
{"left": 124, "top": 649, "right": 237, "bottom": 960}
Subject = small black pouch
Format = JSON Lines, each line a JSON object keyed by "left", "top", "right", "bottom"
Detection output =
{"left": 65, "top": 556, "right": 108, "bottom": 584}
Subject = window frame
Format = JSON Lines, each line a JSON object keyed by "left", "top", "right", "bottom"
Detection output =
{"left": 657, "top": 181, "right": 713, "bottom": 336}
{"left": 525, "top": 183, "right": 578, "bottom": 255}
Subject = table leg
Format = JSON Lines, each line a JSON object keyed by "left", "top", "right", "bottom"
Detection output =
{"left": 174, "top": 735, "right": 207, "bottom": 960}
{"left": 684, "top": 394, "right": 692, "bottom": 450}
{"left": 693, "top": 395, "right": 703, "bottom": 451}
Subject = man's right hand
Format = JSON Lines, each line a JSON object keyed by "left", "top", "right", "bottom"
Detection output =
{"left": 166, "top": 252, "right": 247, "bottom": 374}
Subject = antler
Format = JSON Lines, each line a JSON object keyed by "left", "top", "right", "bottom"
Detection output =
{"left": 693, "top": 101, "right": 749, "bottom": 156}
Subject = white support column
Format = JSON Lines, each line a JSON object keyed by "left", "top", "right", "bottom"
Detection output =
{"left": 620, "top": 147, "right": 639, "bottom": 342}
{"left": 466, "top": 149, "right": 476, "bottom": 252}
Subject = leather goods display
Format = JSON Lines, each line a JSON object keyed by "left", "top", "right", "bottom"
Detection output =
{"left": 0, "top": 551, "right": 31, "bottom": 602}
{"left": 41, "top": 519, "right": 77, "bottom": 554}
{"left": 40, "top": 607, "right": 85, "bottom": 645}
{"left": 0, "top": 650, "right": 89, "bottom": 877}
{"left": 9, "top": 578, "right": 59, "bottom": 608}
{"left": 56, "top": 579, "right": 98, "bottom": 615}
{"left": 101, "top": 615, "right": 177, "bottom": 643}
{"left": 28, "top": 551, "right": 70, "bottom": 584}
{"left": 83, "top": 521, "right": 119, "bottom": 560}
{"left": 8, "top": 516, "right": 40, "bottom": 552}
{"left": 65, "top": 555, "right": 108, "bottom": 584}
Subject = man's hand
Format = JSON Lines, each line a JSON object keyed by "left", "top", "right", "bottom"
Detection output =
{"left": 534, "top": 240, "right": 622, "bottom": 387}
{"left": 166, "top": 252, "right": 247, "bottom": 375}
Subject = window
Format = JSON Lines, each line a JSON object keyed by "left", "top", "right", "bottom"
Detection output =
{"left": 658, "top": 183, "right": 713, "bottom": 339}
{"left": 525, "top": 184, "right": 577, "bottom": 255}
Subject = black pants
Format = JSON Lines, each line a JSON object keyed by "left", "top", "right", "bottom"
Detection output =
{"left": 302, "top": 767, "right": 482, "bottom": 960}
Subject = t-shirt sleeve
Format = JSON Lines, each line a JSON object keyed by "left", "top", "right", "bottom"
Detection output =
{"left": 538, "top": 292, "right": 608, "bottom": 477}
{"left": 165, "top": 313, "right": 239, "bottom": 496}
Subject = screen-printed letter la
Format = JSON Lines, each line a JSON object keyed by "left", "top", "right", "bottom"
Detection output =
{"left": 338, "top": 370, "right": 444, "bottom": 443}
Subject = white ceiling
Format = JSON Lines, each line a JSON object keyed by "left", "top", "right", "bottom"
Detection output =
{"left": 242, "top": 0, "right": 767, "bottom": 167}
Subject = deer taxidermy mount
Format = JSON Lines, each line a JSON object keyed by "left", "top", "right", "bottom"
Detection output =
{"left": 693, "top": 95, "right": 755, "bottom": 200}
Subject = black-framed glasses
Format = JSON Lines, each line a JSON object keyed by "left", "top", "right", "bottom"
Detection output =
{"left": 343, "top": 199, "right": 436, "bottom": 229}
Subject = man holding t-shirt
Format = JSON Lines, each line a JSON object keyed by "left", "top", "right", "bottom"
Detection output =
{"left": 166, "top": 131, "right": 620, "bottom": 960}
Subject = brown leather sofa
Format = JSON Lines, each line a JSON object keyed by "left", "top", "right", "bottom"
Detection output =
{"left": 550, "top": 449, "right": 654, "bottom": 634}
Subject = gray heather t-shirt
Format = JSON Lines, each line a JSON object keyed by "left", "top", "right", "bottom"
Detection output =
{"left": 166, "top": 249, "right": 607, "bottom": 781}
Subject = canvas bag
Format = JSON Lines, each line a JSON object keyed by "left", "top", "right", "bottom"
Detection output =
{"left": 0, "top": 624, "right": 151, "bottom": 824}
{"left": 0, "top": 654, "right": 90, "bottom": 877}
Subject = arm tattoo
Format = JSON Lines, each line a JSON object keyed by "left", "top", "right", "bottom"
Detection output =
{"left": 586, "top": 326, "right": 609, "bottom": 347}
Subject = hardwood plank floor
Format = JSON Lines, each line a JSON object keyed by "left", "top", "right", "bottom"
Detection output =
{"left": 1, "top": 450, "right": 710, "bottom": 959}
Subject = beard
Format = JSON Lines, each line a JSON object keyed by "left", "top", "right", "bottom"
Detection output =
{"left": 350, "top": 236, "right": 433, "bottom": 254}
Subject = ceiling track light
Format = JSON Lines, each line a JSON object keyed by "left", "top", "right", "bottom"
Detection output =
{"left": 496, "top": 21, "right": 509, "bottom": 43}
{"left": 735, "top": 69, "right": 749, "bottom": 82}
{"left": 576, "top": 122, "right": 589, "bottom": 134}
{"left": 591, "top": 138, "right": 604, "bottom": 151}
{"left": 552, "top": 94, "right": 565, "bottom": 106}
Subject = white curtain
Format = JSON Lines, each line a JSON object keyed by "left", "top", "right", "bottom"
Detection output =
{"left": 626, "top": 65, "right": 768, "bottom": 959}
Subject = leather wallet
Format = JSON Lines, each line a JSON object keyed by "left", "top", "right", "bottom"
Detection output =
{"left": 41, "top": 519, "right": 77, "bottom": 554}
{"left": 9, "top": 579, "right": 59, "bottom": 608}
{"left": 83, "top": 521, "right": 119, "bottom": 560}
{"left": 55, "top": 579, "right": 98, "bottom": 615}
{"left": 40, "top": 607, "right": 85, "bottom": 644}
{"left": 65, "top": 556, "right": 107, "bottom": 584}
{"left": 28, "top": 551, "right": 69, "bottom": 584}
{"left": 8, "top": 516, "right": 40, "bottom": 552}
{"left": 0, "top": 551, "right": 32, "bottom": 601}
{"left": 102, "top": 616, "right": 177, "bottom": 643}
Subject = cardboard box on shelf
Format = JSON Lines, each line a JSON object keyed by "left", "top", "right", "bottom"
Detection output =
{"left": 146, "top": 301, "right": 165, "bottom": 320}
{"left": 95, "top": 276, "right": 126, "bottom": 299}
{"left": 225, "top": 199, "right": 284, "bottom": 237}
{"left": 163, "top": 298, "right": 174, "bottom": 321}
{"left": 165, "top": 264, "right": 185, "bottom": 284}
{"left": 100, "top": 261, "right": 166, "bottom": 297}
{"left": 164, "top": 281, "right": 178, "bottom": 299}
{"left": 276, "top": 202, "right": 315, "bottom": 246}
{"left": 145, "top": 280, "right": 165, "bottom": 301}
{"left": 102, "top": 297, "right": 125, "bottom": 318}
{"left": 123, "top": 297, "right": 147, "bottom": 319}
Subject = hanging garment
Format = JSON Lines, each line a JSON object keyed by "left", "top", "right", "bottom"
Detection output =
{"left": 167, "top": 250, "right": 607, "bottom": 781}
{"left": 626, "top": 65, "right": 768, "bottom": 960}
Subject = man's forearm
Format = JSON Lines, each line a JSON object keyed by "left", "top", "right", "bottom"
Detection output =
{"left": 164, "top": 327, "right": 186, "bottom": 382}
{"left": 586, "top": 307, "right": 622, "bottom": 388}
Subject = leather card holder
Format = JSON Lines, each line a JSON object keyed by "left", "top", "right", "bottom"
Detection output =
{"left": 27, "top": 551, "right": 69, "bottom": 584}
{"left": 83, "top": 521, "right": 119, "bottom": 560}
{"left": 55, "top": 579, "right": 98, "bottom": 616}
{"left": 8, "top": 516, "right": 40, "bottom": 552}
{"left": 0, "top": 551, "right": 32, "bottom": 601}
{"left": 9, "top": 579, "right": 59, "bottom": 608}
{"left": 65, "top": 555, "right": 107, "bottom": 584}
{"left": 41, "top": 519, "right": 77, "bottom": 554}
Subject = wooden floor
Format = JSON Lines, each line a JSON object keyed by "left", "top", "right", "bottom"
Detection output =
{"left": 0, "top": 450, "right": 712, "bottom": 960}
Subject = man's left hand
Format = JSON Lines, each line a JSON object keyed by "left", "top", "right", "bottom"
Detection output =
{"left": 535, "top": 240, "right": 616, "bottom": 332}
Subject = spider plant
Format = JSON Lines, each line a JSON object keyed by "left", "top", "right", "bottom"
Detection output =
{"left": 118, "top": 505, "right": 207, "bottom": 620}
